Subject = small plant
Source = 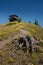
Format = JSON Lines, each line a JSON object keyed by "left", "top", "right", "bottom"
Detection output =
{"left": 18, "top": 18, "right": 22, "bottom": 22}
{"left": 8, "top": 57, "right": 14, "bottom": 63}
{"left": 28, "top": 21, "right": 31, "bottom": 23}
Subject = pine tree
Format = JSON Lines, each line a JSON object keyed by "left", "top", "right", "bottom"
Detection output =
{"left": 34, "top": 18, "right": 39, "bottom": 25}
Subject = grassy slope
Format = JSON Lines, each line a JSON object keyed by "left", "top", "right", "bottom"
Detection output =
{"left": 0, "top": 21, "right": 43, "bottom": 65}
{"left": 0, "top": 21, "right": 43, "bottom": 40}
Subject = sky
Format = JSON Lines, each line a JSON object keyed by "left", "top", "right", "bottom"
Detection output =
{"left": 0, "top": 0, "right": 43, "bottom": 27}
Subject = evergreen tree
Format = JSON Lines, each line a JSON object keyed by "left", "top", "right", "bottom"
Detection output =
{"left": 34, "top": 18, "right": 39, "bottom": 25}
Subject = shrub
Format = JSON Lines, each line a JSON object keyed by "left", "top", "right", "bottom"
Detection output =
{"left": 18, "top": 18, "right": 22, "bottom": 22}
{"left": 28, "top": 21, "right": 31, "bottom": 23}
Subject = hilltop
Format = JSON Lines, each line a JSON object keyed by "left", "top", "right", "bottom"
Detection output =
{"left": 0, "top": 21, "right": 43, "bottom": 65}
{"left": 0, "top": 21, "right": 43, "bottom": 40}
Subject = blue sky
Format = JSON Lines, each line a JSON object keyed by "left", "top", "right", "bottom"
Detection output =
{"left": 0, "top": 0, "right": 43, "bottom": 27}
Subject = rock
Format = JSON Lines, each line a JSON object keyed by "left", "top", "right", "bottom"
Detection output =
{"left": 18, "top": 36, "right": 34, "bottom": 53}
{"left": 33, "top": 36, "right": 40, "bottom": 41}
{"left": 12, "top": 35, "right": 41, "bottom": 53}
{"left": 18, "top": 37, "right": 27, "bottom": 51}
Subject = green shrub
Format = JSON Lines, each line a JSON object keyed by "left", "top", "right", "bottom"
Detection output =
{"left": 28, "top": 21, "right": 31, "bottom": 23}
{"left": 18, "top": 18, "right": 22, "bottom": 22}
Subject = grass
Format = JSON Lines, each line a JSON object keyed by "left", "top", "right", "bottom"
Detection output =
{"left": 19, "top": 22, "right": 43, "bottom": 39}
{"left": 0, "top": 21, "right": 43, "bottom": 40}
{"left": 0, "top": 21, "right": 43, "bottom": 65}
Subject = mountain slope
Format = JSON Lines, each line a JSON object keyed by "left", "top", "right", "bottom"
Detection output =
{"left": 0, "top": 21, "right": 43, "bottom": 40}
{"left": 0, "top": 21, "right": 43, "bottom": 65}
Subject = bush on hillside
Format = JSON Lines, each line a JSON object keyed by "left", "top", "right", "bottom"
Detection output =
{"left": 28, "top": 21, "right": 31, "bottom": 23}
{"left": 18, "top": 18, "right": 22, "bottom": 22}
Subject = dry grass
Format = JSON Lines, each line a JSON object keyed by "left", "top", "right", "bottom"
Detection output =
{"left": 0, "top": 21, "right": 43, "bottom": 65}
{"left": 0, "top": 21, "right": 43, "bottom": 40}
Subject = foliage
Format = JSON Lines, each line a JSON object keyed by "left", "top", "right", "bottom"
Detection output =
{"left": 34, "top": 18, "right": 39, "bottom": 25}
{"left": 28, "top": 21, "right": 31, "bottom": 23}
{"left": 18, "top": 18, "right": 22, "bottom": 22}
